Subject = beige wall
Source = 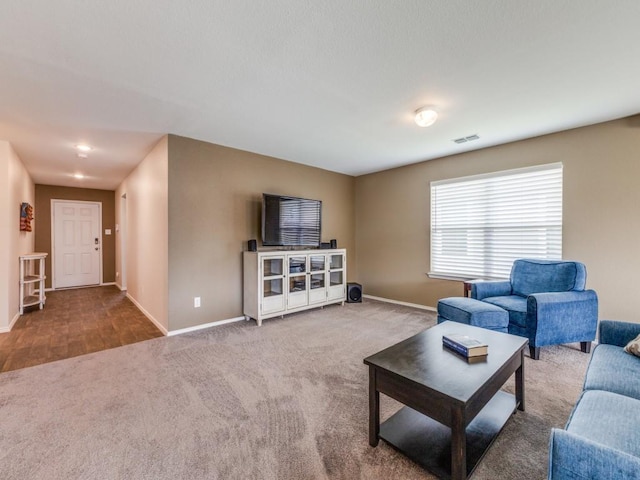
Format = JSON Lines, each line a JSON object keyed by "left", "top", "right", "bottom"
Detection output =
{"left": 0, "top": 142, "right": 8, "bottom": 330}
{"left": 355, "top": 115, "right": 640, "bottom": 321}
{"left": 167, "top": 135, "right": 356, "bottom": 331}
{"left": 34, "top": 185, "right": 116, "bottom": 289}
{"left": 0, "top": 141, "right": 35, "bottom": 331}
{"left": 116, "top": 136, "right": 169, "bottom": 332}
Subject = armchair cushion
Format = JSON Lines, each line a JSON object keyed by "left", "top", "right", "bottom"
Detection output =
{"left": 482, "top": 295, "right": 527, "bottom": 328}
{"left": 510, "top": 259, "right": 586, "bottom": 297}
{"left": 583, "top": 344, "right": 640, "bottom": 400}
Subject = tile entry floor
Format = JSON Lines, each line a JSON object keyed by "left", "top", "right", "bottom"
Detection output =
{"left": 0, "top": 285, "right": 163, "bottom": 373}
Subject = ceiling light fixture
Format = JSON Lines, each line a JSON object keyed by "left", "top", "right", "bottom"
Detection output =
{"left": 76, "top": 144, "right": 92, "bottom": 152}
{"left": 414, "top": 107, "right": 438, "bottom": 127}
{"left": 73, "top": 173, "right": 85, "bottom": 179}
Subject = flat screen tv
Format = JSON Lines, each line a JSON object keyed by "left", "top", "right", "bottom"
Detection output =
{"left": 262, "top": 194, "right": 322, "bottom": 247}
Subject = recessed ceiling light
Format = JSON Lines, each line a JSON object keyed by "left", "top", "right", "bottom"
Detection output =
{"left": 77, "top": 153, "right": 88, "bottom": 159}
{"left": 73, "top": 173, "right": 84, "bottom": 179}
{"left": 76, "top": 144, "right": 92, "bottom": 152}
{"left": 414, "top": 107, "right": 438, "bottom": 127}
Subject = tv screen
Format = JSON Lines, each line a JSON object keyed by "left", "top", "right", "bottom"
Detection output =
{"left": 262, "top": 194, "right": 322, "bottom": 247}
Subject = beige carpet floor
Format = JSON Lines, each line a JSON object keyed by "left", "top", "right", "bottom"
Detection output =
{"left": 0, "top": 300, "right": 589, "bottom": 479}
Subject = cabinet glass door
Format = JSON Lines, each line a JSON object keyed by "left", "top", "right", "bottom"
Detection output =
{"left": 261, "top": 256, "right": 285, "bottom": 314}
{"left": 289, "top": 256, "right": 306, "bottom": 274}
{"left": 289, "top": 275, "right": 307, "bottom": 293}
{"left": 309, "top": 274, "right": 326, "bottom": 304}
{"left": 329, "top": 271, "right": 343, "bottom": 287}
{"left": 327, "top": 253, "right": 346, "bottom": 301}
{"left": 308, "top": 254, "right": 326, "bottom": 304}
{"left": 288, "top": 255, "right": 308, "bottom": 308}
{"left": 310, "top": 255, "right": 325, "bottom": 272}
{"left": 263, "top": 257, "right": 283, "bottom": 277}
{"left": 329, "top": 254, "right": 343, "bottom": 270}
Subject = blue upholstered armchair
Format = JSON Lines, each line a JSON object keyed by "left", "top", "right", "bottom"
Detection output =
{"left": 471, "top": 259, "right": 598, "bottom": 359}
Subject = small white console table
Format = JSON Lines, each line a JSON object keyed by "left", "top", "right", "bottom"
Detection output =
{"left": 19, "top": 252, "right": 48, "bottom": 314}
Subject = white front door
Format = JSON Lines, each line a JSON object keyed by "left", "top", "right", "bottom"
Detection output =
{"left": 53, "top": 201, "right": 101, "bottom": 288}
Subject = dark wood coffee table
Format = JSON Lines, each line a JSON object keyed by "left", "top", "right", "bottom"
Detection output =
{"left": 364, "top": 321, "right": 527, "bottom": 480}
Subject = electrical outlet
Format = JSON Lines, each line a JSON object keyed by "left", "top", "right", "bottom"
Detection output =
{"left": 194, "top": 297, "right": 201, "bottom": 308}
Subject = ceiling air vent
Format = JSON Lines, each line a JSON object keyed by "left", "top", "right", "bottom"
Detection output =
{"left": 453, "top": 134, "right": 480, "bottom": 144}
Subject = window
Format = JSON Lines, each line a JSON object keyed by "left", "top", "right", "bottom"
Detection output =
{"left": 430, "top": 163, "right": 562, "bottom": 280}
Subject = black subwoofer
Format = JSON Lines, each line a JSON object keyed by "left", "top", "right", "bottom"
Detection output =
{"left": 347, "top": 282, "right": 362, "bottom": 303}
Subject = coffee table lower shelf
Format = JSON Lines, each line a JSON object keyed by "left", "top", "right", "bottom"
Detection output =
{"left": 380, "top": 390, "right": 516, "bottom": 479}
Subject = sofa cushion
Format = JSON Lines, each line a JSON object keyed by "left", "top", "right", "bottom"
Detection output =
{"left": 437, "top": 297, "right": 509, "bottom": 331}
{"left": 583, "top": 344, "right": 640, "bottom": 401}
{"left": 565, "top": 390, "right": 640, "bottom": 458}
{"left": 483, "top": 295, "right": 527, "bottom": 328}
{"left": 510, "top": 259, "right": 585, "bottom": 296}
{"left": 624, "top": 333, "right": 640, "bottom": 357}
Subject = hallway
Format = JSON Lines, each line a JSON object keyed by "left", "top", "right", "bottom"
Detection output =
{"left": 0, "top": 286, "right": 163, "bottom": 373}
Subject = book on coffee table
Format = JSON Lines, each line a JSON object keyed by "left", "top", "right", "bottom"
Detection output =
{"left": 443, "top": 333, "right": 488, "bottom": 358}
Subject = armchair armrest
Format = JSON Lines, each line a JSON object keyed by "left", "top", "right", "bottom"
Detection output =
{"left": 599, "top": 320, "right": 640, "bottom": 347}
{"left": 471, "top": 280, "right": 511, "bottom": 300}
{"left": 528, "top": 290, "right": 598, "bottom": 346}
{"left": 549, "top": 429, "right": 640, "bottom": 479}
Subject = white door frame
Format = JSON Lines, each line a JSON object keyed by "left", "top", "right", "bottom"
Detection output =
{"left": 120, "top": 193, "right": 127, "bottom": 291}
{"left": 51, "top": 199, "right": 103, "bottom": 289}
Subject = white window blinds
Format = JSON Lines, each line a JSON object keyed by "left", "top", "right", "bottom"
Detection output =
{"left": 430, "top": 163, "right": 563, "bottom": 280}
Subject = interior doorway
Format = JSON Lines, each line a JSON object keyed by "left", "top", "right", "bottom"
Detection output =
{"left": 52, "top": 200, "right": 102, "bottom": 289}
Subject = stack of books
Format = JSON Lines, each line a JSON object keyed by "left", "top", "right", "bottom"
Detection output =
{"left": 442, "top": 333, "right": 488, "bottom": 360}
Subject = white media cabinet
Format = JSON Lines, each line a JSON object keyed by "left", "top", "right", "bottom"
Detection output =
{"left": 243, "top": 249, "right": 347, "bottom": 326}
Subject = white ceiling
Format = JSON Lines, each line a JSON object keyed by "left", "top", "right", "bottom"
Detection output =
{"left": 1, "top": 1, "right": 639, "bottom": 190}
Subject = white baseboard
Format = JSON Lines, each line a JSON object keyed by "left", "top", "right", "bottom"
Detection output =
{"left": 363, "top": 294, "right": 437, "bottom": 312}
{"left": 167, "top": 316, "right": 247, "bottom": 336}
{"left": 115, "top": 283, "right": 126, "bottom": 291}
{"left": 0, "top": 311, "right": 21, "bottom": 333}
{"left": 101, "top": 282, "right": 116, "bottom": 286}
{"left": 9, "top": 311, "right": 20, "bottom": 329}
{"left": 125, "top": 293, "right": 168, "bottom": 336}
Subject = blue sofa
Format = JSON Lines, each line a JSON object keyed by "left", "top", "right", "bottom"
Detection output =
{"left": 471, "top": 259, "right": 598, "bottom": 359}
{"left": 548, "top": 320, "right": 640, "bottom": 479}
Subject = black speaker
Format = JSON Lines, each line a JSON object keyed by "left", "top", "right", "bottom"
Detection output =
{"left": 319, "top": 242, "right": 331, "bottom": 249}
{"left": 330, "top": 239, "right": 337, "bottom": 249}
{"left": 347, "top": 282, "right": 362, "bottom": 303}
{"left": 248, "top": 239, "right": 257, "bottom": 252}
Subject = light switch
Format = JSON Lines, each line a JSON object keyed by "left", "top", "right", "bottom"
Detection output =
{"left": 105, "top": 229, "right": 112, "bottom": 235}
